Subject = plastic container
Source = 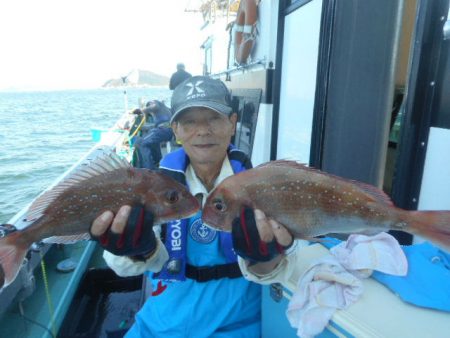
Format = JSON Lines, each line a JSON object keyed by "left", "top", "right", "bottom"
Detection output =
{"left": 90, "top": 128, "right": 124, "bottom": 143}
{"left": 90, "top": 128, "right": 108, "bottom": 142}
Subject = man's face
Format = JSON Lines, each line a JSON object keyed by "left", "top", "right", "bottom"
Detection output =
{"left": 172, "top": 107, "right": 237, "bottom": 167}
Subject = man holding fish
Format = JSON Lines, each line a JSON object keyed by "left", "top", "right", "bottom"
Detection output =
{"left": 90, "top": 76, "right": 297, "bottom": 337}
{"left": 3, "top": 75, "right": 448, "bottom": 336}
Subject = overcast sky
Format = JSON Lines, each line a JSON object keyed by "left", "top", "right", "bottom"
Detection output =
{"left": 0, "top": 0, "right": 204, "bottom": 90}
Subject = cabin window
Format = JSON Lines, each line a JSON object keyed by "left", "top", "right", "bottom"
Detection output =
{"left": 230, "top": 89, "right": 262, "bottom": 158}
{"left": 201, "top": 37, "right": 213, "bottom": 75}
{"left": 276, "top": 0, "right": 322, "bottom": 162}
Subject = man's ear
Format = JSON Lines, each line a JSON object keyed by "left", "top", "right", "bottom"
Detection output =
{"left": 229, "top": 113, "right": 238, "bottom": 135}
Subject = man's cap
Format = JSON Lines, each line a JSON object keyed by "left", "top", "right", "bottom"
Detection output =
{"left": 176, "top": 63, "right": 185, "bottom": 70}
{"left": 170, "top": 75, "right": 232, "bottom": 123}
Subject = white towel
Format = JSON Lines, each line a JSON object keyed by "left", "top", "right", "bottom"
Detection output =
{"left": 286, "top": 232, "right": 408, "bottom": 338}
{"left": 330, "top": 232, "right": 408, "bottom": 277}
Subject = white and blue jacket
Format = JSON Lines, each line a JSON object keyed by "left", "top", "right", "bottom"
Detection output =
{"left": 125, "top": 145, "right": 262, "bottom": 338}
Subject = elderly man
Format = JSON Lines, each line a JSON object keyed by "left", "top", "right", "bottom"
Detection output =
{"left": 90, "top": 76, "right": 294, "bottom": 338}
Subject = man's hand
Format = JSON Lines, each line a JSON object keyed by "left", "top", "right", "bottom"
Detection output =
{"left": 90, "top": 205, "right": 157, "bottom": 260}
{"left": 232, "top": 207, "right": 293, "bottom": 262}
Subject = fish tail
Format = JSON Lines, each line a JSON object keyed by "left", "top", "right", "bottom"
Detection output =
{"left": 0, "top": 231, "right": 30, "bottom": 289}
{"left": 405, "top": 210, "right": 450, "bottom": 251}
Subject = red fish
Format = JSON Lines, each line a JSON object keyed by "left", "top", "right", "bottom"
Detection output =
{"left": 202, "top": 161, "right": 450, "bottom": 250}
{"left": 0, "top": 148, "right": 199, "bottom": 288}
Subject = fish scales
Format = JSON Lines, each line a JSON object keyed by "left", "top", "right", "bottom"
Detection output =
{"left": 0, "top": 148, "right": 200, "bottom": 288}
{"left": 231, "top": 164, "right": 394, "bottom": 237}
{"left": 33, "top": 168, "right": 143, "bottom": 239}
{"left": 202, "top": 160, "right": 450, "bottom": 250}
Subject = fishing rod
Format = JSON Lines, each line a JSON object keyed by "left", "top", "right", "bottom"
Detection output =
{"left": 121, "top": 75, "right": 128, "bottom": 113}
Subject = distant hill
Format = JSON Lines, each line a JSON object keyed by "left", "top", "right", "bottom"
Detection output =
{"left": 102, "top": 69, "right": 169, "bottom": 87}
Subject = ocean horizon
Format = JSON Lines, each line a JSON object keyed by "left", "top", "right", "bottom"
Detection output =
{"left": 0, "top": 87, "right": 172, "bottom": 223}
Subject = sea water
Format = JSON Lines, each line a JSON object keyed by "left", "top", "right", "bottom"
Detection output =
{"left": 0, "top": 87, "right": 171, "bottom": 223}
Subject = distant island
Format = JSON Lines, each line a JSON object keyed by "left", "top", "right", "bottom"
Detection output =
{"left": 102, "top": 69, "right": 169, "bottom": 88}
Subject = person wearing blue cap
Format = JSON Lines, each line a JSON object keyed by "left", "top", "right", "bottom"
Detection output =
{"left": 90, "top": 75, "right": 295, "bottom": 338}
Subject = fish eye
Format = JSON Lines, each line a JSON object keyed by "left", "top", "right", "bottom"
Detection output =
{"left": 166, "top": 190, "right": 179, "bottom": 203}
{"left": 213, "top": 199, "right": 226, "bottom": 212}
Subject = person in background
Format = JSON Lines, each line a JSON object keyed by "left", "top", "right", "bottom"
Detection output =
{"left": 90, "top": 75, "right": 296, "bottom": 338}
{"left": 169, "top": 63, "right": 192, "bottom": 90}
{"left": 134, "top": 100, "right": 173, "bottom": 169}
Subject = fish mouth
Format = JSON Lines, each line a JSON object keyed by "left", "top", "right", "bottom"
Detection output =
{"left": 203, "top": 221, "right": 229, "bottom": 232}
{"left": 201, "top": 211, "right": 227, "bottom": 232}
{"left": 185, "top": 209, "right": 200, "bottom": 219}
{"left": 156, "top": 209, "right": 199, "bottom": 224}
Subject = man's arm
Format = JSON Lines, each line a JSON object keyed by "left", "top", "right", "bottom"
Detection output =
{"left": 238, "top": 240, "right": 302, "bottom": 285}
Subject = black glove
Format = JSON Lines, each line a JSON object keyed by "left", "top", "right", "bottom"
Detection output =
{"left": 92, "top": 205, "right": 157, "bottom": 261}
{"left": 232, "top": 207, "right": 287, "bottom": 262}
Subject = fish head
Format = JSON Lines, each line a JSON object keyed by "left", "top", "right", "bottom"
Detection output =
{"left": 140, "top": 171, "right": 200, "bottom": 223}
{"left": 202, "top": 185, "right": 243, "bottom": 232}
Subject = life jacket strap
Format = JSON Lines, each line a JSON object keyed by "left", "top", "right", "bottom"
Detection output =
{"left": 185, "top": 263, "right": 242, "bottom": 283}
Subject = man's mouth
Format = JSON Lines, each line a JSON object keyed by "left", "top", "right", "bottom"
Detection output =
{"left": 194, "top": 144, "right": 216, "bottom": 149}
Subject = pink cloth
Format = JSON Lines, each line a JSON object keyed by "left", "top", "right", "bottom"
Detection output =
{"left": 330, "top": 232, "right": 408, "bottom": 277}
{"left": 286, "top": 232, "right": 408, "bottom": 338}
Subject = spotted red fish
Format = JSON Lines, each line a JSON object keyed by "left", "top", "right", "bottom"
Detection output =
{"left": 202, "top": 161, "right": 450, "bottom": 250}
{"left": 0, "top": 147, "right": 200, "bottom": 288}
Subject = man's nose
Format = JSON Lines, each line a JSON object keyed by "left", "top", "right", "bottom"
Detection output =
{"left": 195, "top": 120, "right": 213, "bottom": 134}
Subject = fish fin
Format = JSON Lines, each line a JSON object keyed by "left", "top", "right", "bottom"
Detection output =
{"left": 255, "top": 160, "right": 394, "bottom": 207}
{"left": 0, "top": 232, "right": 30, "bottom": 289}
{"left": 42, "top": 233, "right": 91, "bottom": 244}
{"left": 306, "top": 237, "right": 324, "bottom": 243}
{"left": 25, "top": 147, "right": 130, "bottom": 221}
{"left": 352, "top": 181, "right": 394, "bottom": 206}
{"left": 303, "top": 237, "right": 331, "bottom": 244}
{"left": 254, "top": 160, "right": 332, "bottom": 176}
{"left": 255, "top": 160, "right": 309, "bottom": 170}
{"left": 405, "top": 210, "right": 450, "bottom": 252}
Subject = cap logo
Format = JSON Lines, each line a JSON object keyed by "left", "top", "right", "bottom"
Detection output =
{"left": 185, "top": 80, "right": 206, "bottom": 100}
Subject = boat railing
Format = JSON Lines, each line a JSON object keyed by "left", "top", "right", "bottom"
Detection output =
{"left": 0, "top": 110, "right": 138, "bottom": 315}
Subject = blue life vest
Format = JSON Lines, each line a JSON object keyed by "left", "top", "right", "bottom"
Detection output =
{"left": 157, "top": 145, "right": 251, "bottom": 281}
{"left": 125, "top": 145, "right": 261, "bottom": 338}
